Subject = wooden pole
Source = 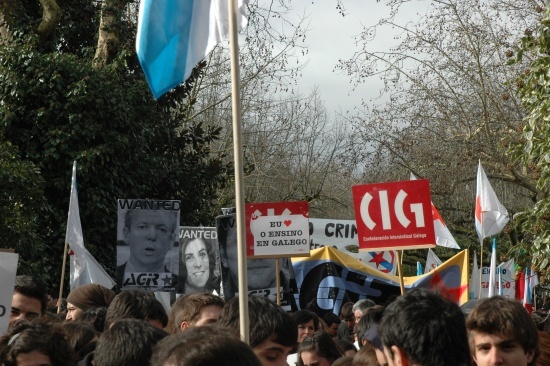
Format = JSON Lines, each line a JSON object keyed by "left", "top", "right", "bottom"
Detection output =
{"left": 228, "top": 0, "right": 249, "bottom": 344}
{"left": 276, "top": 259, "right": 281, "bottom": 305}
{"left": 396, "top": 251, "right": 405, "bottom": 295}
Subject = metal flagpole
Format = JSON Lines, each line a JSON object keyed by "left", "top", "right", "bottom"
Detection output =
{"left": 228, "top": 0, "right": 249, "bottom": 344}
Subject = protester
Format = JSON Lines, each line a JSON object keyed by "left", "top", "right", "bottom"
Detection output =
{"left": 117, "top": 207, "right": 179, "bottom": 291}
{"left": 352, "top": 344, "right": 381, "bottom": 366}
{"left": 332, "top": 356, "right": 354, "bottom": 366}
{"left": 355, "top": 305, "right": 383, "bottom": 349}
{"left": 536, "top": 331, "right": 550, "bottom": 366}
{"left": 178, "top": 237, "right": 218, "bottom": 294}
{"left": 60, "top": 322, "right": 98, "bottom": 361}
{"left": 335, "top": 340, "right": 357, "bottom": 357}
{"left": 352, "top": 299, "right": 376, "bottom": 325}
{"left": 217, "top": 296, "right": 297, "bottom": 366}
{"left": 93, "top": 319, "right": 168, "bottom": 366}
{"left": 165, "top": 293, "right": 224, "bottom": 334}
{"left": 65, "top": 284, "right": 115, "bottom": 321}
{"left": 337, "top": 302, "right": 355, "bottom": 343}
{"left": 379, "top": 289, "right": 471, "bottom": 366}
{"left": 9, "top": 276, "right": 47, "bottom": 330}
{"left": 363, "top": 324, "right": 387, "bottom": 366}
{"left": 104, "top": 289, "right": 168, "bottom": 329}
{"left": 80, "top": 307, "right": 107, "bottom": 332}
{"left": 296, "top": 331, "right": 343, "bottom": 366}
{"left": 151, "top": 325, "right": 262, "bottom": 366}
{"left": 293, "top": 310, "right": 320, "bottom": 344}
{"left": 466, "top": 296, "right": 539, "bottom": 366}
{"left": 0, "top": 319, "right": 76, "bottom": 366}
{"left": 323, "top": 312, "right": 341, "bottom": 338}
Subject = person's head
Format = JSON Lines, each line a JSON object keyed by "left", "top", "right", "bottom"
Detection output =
{"left": 323, "top": 312, "right": 341, "bottom": 337}
{"left": 217, "top": 296, "right": 297, "bottom": 366}
{"left": 466, "top": 296, "right": 539, "bottom": 366}
{"left": 166, "top": 293, "right": 224, "bottom": 334}
{"left": 332, "top": 356, "right": 354, "bottom": 366}
{"left": 293, "top": 310, "right": 320, "bottom": 343}
{"left": 65, "top": 284, "right": 115, "bottom": 321}
{"left": 151, "top": 325, "right": 262, "bottom": 366}
{"left": 296, "top": 331, "right": 343, "bottom": 366}
{"left": 352, "top": 344, "right": 381, "bottom": 366}
{"left": 94, "top": 319, "right": 168, "bottom": 366}
{"left": 10, "top": 276, "right": 47, "bottom": 328}
{"left": 105, "top": 289, "right": 168, "bottom": 329}
{"left": 124, "top": 208, "right": 178, "bottom": 271}
{"left": 379, "top": 289, "right": 471, "bottom": 366}
{"left": 0, "top": 320, "right": 76, "bottom": 366}
{"left": 180, "top": 237, "right": 214, "bottom": 293}
{"left": 340, "top": 302, "right": 355, "bottom": 330}
{"left": 352, "top": 299, "right": 376, "bottom": 324}
{"left": 363, "top": 324, "right": 386, "bottom": 366}
{"left": 60, "top": 321, "right": 98, "bottom": 360}
{"left": 335, "top": 340, "right": 357, "bottom": 357}
{"left": 81, "top": 306, "right": 108, "bottom": 332}
{"left": 355, "top": 306, "right": 384, "bottom": 349}
{"left": 537, "top": 331, "right": 550, "bottom": 366}
{"left": 217, "top": 215, "right": 277, "bottom": 291}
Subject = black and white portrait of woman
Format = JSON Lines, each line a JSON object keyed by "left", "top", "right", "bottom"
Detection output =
{"left": 178, "top": 227, "right": 221, "bottom": 295}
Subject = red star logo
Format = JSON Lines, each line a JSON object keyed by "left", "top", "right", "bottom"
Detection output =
{"left": 369, "top": 252, "right": 386, "bottom": 268}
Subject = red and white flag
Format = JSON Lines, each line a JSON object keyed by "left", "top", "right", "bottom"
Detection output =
{"left": 516, "top": 267, "right": 538, "bottom": 314}
{"left": 475, "top": 161, "right": 509, "bottom": 240}
{"left": 424, "top": 248, "right": 442, "bottom": 274}
{"left": 66, "top": 162, "right": 115, "bottom": 291}
{"left": 410, "top": 173, "right": 460, "bottom": 249}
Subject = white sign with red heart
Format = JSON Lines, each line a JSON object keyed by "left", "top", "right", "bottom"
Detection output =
{"left": 249, "top": 214, "right": 310, "bottom": 257}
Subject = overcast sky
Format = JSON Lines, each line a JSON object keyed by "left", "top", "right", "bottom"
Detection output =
{"left": 287, "top": 0, "right": 427, "bottom": 113}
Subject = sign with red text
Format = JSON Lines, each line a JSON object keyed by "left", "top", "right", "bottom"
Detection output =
{"left": 246, "top": 201, "right": 310, "bottom": 258}
{"left": 352, "top": 180, "right": 436, "bottom": 250}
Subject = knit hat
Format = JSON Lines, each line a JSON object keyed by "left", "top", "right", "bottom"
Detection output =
{"left": 66, "top": 284, "right": 115, "bottom": 311}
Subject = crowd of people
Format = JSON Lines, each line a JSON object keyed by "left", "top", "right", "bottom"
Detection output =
{"left": 1, "top": 275, "right": 547, "bottom": 366}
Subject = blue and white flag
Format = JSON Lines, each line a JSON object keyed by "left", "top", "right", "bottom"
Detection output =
{"left": 136, "top": 0, "right": 249, "bottom": 99}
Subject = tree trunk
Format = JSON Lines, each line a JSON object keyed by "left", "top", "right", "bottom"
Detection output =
{"left": 38, "top": 0, "right": 61, "bottom": 44}
{"left": 94, "top": 0, "right": 128, "bottom": 68}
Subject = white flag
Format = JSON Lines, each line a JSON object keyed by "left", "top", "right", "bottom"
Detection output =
{"left": 475, "top": 161, "right": 509, "bottom": 240}
{"left": 424, "top": 248, "right": 442, "bottom": 274}
{"left": 66, "top": 162, "right": 115, "bottom": 291}
{"left": 410, "top": 173, "right": 460, "bottom": 249}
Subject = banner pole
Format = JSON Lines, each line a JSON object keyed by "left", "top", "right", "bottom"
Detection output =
{"left": 228, "top": 0, "right": 249, "bottom": 344}
{"left": 396, "top": 251, "right": 405, "bottom": 295}
{"left": 275, "top": 259, "right": 281, "bottom": 305}
{"left": 57, "top": 242, "right": 69, "bottom": 313}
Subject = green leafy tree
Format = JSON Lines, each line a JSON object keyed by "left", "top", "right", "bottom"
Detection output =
{"left": 0, "top": 0, "right": 231, "bottom": 292}
{"left": 509, "top": 4, "right": 550, "bottom": 281}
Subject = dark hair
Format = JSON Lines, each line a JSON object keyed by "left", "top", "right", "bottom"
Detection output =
{"left": 340, "top": 302, "right": 354, "bottom": 320}
{"left": 379, "top": 289, "right": 471, "bottom": 366}
{"left": 332, "top": 356, "right": 354, "bottom": 366}
{"left": 352, "top": 344, "right": 380, "bottom": 366}
{"left": 218, "top": 296, "right": 297, "bottom": 348}
{"left": 0, "top": 319, "right": 76, "bottom": 366}
{"left": 151, "top": 325, "right": 262, "bottom": 366}
{"left": 60, "top": 321, "right": 98, "bottom": 360}
{"left": 166, "top": 293, "right": 225, "bottom": 334}
{"left": 355, "top": 305, "right": 383, "bottom": 349}
{"left": 335, "top": 339, "right": 357, "bottom": 354}
{"left": 537, "top": 331, "right": 550, "bottom": 366}
{"left": 105, "top": 289, "right": 168, "bottom": 329}
{"left": 466, "top": 296, "right": 539, "bottom": 366}
{"left": 293, "top": 310, "right": 320, "bottom": 330}
{"left": 296, "top": 331, "right": 343, "bottom": 366}
{"left": 179, "top": 237, "right": 218, "bottom": 293}
{"left": 323, "top": 312, "right": 341, "bottom": 327}
{"left": 94, "top": 319, "right": 168, "bottom": 366}
{"left": 81, "top": 306, "right": 108, "bottom": 332}
{"left": 13, "top": 275, "right": 47, "bottom": 314}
